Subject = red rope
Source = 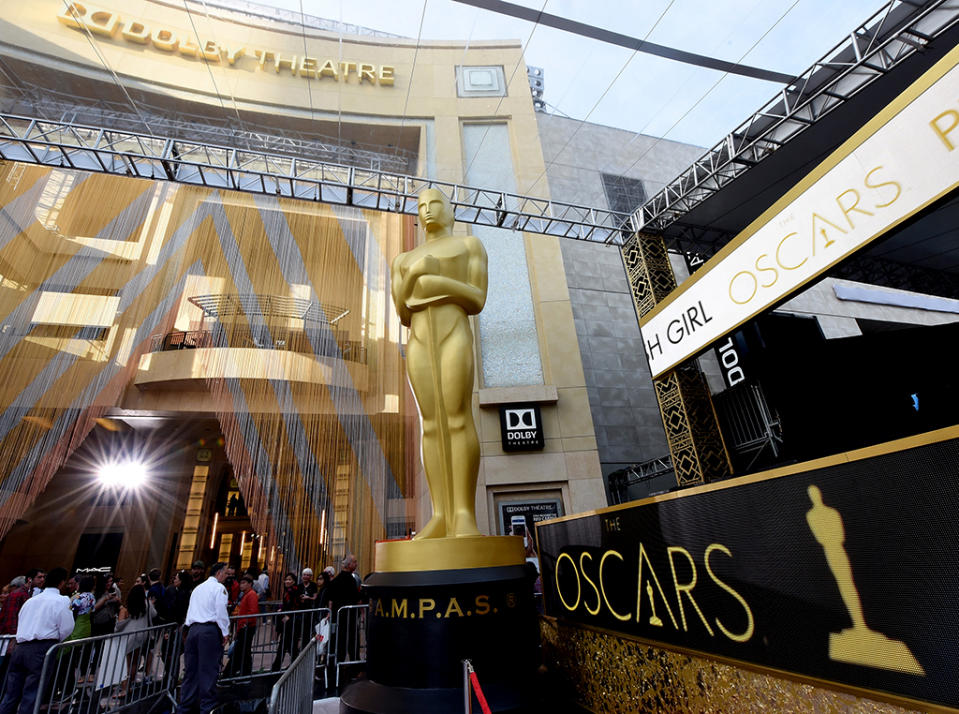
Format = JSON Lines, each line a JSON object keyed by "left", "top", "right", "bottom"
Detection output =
{"left": 469, "top": 670, "right": 492, "bottom": 714}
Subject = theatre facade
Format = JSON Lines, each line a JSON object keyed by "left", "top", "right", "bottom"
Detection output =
{"left": 7, "top": 1, "right": 959, "bottom": 711}
{"left": 0, "top": 0, "right": 610, "bottom": 585}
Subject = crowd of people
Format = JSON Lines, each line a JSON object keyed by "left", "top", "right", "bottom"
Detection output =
{"left": 0, "top": 555, "right": 364, "bottom": 714}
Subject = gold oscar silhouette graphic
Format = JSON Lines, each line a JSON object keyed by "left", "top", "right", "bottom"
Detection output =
{"left": 805, "top": 485, "right": 924, "bottom": 675}
{"left": 646, "top": 582, "right": 663, "bottom": 627}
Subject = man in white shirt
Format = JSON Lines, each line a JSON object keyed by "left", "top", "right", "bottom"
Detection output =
{"left": 180, "top": 562, "right": 230, "bottom": 714}
{"left": 0, "top": 567, "right": 74, "bottom": 714}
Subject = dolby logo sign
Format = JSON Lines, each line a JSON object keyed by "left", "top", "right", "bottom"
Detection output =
{"left": 499, "top": 404, "right": 545, "bottom": 452}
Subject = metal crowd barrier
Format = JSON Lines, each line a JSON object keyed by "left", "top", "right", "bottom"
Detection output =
{"left": 2, "top": 607, "right": 337, "bottom": 714}
{"left": 0, "top": 635, "right": 14, "bottom": 702}
{"left": 33, "top": 622, "right": 180, "bottom": 714}
{"left": 333, "top": 604, "right": 368, "bottom": 689}
{"left": 219, "top": 606, "right": 330, "bottom": 686}
{"left": 267, "top": 638, "right": 317, "bottom": 714}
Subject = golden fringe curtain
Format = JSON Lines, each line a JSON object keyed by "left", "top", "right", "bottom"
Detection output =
{"left": 0, "top": 162, "right": 417, "bottom": 576}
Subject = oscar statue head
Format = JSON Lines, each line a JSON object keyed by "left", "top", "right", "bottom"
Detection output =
{"left": 418, "top": 188, "right": 454, "bottom": 236}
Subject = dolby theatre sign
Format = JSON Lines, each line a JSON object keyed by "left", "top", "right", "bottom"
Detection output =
{"left": 57, "top": 2, "right": 396, "bottom": 86}
{"left": 537, "top": 427, "right": 959, "bottom": 710}
{"left": 499, "top": 404, "right": 544, "bottom": 452}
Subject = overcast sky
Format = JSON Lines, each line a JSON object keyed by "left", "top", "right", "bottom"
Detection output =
{"left": 260, "top": 0, "right": 890, "bottom": 148}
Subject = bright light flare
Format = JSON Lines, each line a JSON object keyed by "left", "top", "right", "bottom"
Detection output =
{"left": 96, "top": 459, "right": 149, "bottom": 489}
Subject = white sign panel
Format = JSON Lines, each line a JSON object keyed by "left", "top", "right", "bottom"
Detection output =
{"left": 641, "top": 48, "right": 959, "bottom": 379}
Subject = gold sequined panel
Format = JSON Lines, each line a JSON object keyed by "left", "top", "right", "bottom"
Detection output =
{"left": 621, "top": 233, "right": 676, "bottom": 319}
{"left": 541, "top": 618, "right": 923, "bottom": 714}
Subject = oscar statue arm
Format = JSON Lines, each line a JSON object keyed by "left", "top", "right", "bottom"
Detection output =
{"left": 399, "top": 254, "right": 441, "bottom": 300}
{"left": 410, "top": 238, "right": 487, "bottom": 314}
{"left": 465, "top": 235, "right": 488, "bottom": 313}
{"left": 390, "top": 254, "right": 413, "bottom": 327}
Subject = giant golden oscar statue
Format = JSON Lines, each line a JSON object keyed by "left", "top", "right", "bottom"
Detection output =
{"left": 391, "top": 188, "right": 486, "bottom": 539}
{"left": 344, "top": 190, "right": 544, "bottom": 712}
{"left": 376, "top": 188, "right": 525, "bottom": 570}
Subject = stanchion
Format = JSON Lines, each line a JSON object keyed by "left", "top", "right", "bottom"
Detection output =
{"left": 463, "top": 660, "right": 492, "bottom": 714}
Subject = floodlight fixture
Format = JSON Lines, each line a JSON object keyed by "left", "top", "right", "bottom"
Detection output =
{"left": 96, "top": 459, "right": 148, "bottom": 489}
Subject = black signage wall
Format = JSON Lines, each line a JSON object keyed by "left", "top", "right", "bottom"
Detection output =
{"left": 499, "top": 404, "right": 544, "bottom": 451}
{"left": 537, "top": 430, "right": 959, "bottom": 710}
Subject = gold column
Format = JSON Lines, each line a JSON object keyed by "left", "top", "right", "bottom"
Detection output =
{"left": 622, "top": 233, "right": 731, "bottom": 486}
{"left": 176, "top": 464, "right": 210, "bottom": 570}
{"left": 332, "top": 464, "right": 350, "bottom": 558}
{"left": 217, "top": 533, "right": 234, "bottom": 562}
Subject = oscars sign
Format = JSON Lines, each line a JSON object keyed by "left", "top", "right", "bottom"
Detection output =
{"left": 640, "top": 43, "right": 959, "bottom": 379}
{"left": 537, "top": 427, "right": 959, "bottom": 710}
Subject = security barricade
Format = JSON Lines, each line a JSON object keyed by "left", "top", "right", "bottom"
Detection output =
{"left": 0, "top": 634, "right": 14, "bottom": 701}
{"left": 219, "top": 606, "right": 330, "bottom": 685}
{"left": 333, "top": 604, "right": 367, "bottom": 689}
{"left": 267, "top": 638, "right": 316, "bottom": 714}
{"left": 33, "top": 622, "right": 180, "bottom": 714}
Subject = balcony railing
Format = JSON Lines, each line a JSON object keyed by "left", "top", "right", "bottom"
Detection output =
{"left": 148, "top": 328, "right": 367, "bottom": 364}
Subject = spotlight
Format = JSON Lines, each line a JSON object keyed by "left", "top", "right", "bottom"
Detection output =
{"left": 97, "top": 459, "right": 148, "bottom": 489}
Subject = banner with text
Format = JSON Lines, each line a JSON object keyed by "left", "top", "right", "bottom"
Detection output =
{"left": 537, "top": 430, "right": 959, "bottom": 710}
{"left": 641, "top": 45, "right": 959, "bottom": 378}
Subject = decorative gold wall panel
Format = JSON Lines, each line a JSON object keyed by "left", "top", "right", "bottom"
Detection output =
{"left": 622, "top": 233, "right": 731, "bottom": 486}
{"left": 622, "top": 232, "right": 675, "bottom": 319}
{"left": 654, "top": 367, "right": 732, "bottom": 485}
{"left": 541, "top": 618, "right": 922, "bottom": 714}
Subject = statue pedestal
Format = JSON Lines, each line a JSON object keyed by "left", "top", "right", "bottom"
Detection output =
{"left": 340, "top": 539, "right": 538, "bottom": 714}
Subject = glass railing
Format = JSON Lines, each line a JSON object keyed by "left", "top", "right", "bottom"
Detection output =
{"left": 148, "top": 329, "right": 367, "bottom": 364}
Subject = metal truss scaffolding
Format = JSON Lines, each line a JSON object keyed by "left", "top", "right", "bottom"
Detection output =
{"left": 0, "top": 112, "right": 633, "bottom": 243}
{"left": 626, "top": 0, "right": 959, "bottom": 239}
{"left": 0, "top": 69, "right": 418, "bottom": 175}
{"left": 607, "top": 456, "right": 674, "bottom": 505}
